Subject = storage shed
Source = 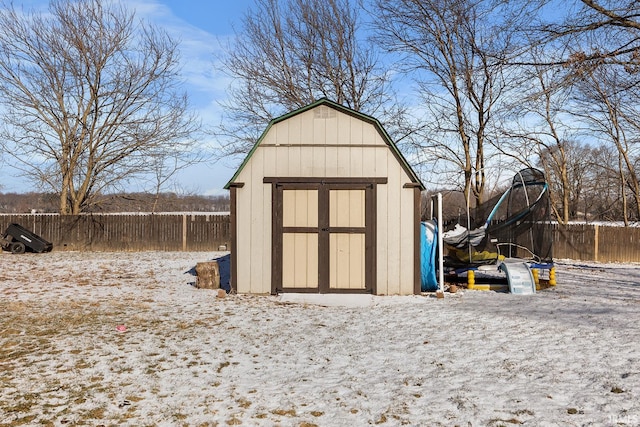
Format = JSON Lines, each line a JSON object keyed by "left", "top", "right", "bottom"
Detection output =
{"left": 224, "top": 98, "right": 425, "bottom": 295}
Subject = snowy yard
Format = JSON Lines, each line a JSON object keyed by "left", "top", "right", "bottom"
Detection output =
{"left": 1, "top": 251, "right": 639, "bottom": 426}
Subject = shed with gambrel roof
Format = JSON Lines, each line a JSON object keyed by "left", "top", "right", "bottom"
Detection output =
{"left": 225, "top": 98, "right": 424, "bottom": 295}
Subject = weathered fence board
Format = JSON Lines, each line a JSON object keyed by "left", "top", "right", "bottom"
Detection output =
{"left": 552, "top": 224, "right": 596, "bottom": 261}
{"left": 595, "top": 224, "right": 640, "bottom": 263}
{"left": 0, "top": 213, "right": 230, "bottom": 252}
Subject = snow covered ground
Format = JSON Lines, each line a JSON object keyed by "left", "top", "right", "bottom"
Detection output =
{"left": 1, "top": 251, "right": 639, "bottom": 426}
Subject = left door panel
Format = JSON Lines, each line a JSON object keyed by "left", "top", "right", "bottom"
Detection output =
{"left": 281, "top": 189, "right": 319, "bottom": 289}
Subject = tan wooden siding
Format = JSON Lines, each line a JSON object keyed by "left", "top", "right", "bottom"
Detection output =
{"left": 260, "top": 145, "right": 392, "bottom": 178}
{"left": 380, "top": 159, "right": 401, "bottom": 295}
{"left": 369, "top": 148, "right": 417, "bottom": 295}
{"left": 263, "top": 108, "right": 388, "bottom": 147}
{"left": 234, "top": 146, "right": 273, "bottom": 294}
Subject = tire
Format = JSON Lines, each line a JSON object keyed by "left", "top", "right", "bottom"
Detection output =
{"left": 10, "top": 241, "right": 26, "bottom": 254}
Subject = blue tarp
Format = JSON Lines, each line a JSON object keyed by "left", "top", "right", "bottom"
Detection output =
{"left": 216, "top": 254, "right": 231, "bottom": 292}
{"left": 421, "top": 220, "right": 438, "bottom": 291}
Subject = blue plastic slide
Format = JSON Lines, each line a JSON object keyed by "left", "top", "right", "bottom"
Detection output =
{"left": 421, "top": 221, "right": 438, "bottom": 291}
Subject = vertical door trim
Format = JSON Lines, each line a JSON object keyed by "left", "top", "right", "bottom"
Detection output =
{"left": 412, "top": 186, "right": 422, "bottom": 294}
{"left": 318, "top": 187, "right": 330, "bottom": 293}
{"left": 228, "top": 183, "right": 244, "bottom": 293}
{"left": 366, "top": 183, "right": 377, "bottom": 295}
{"left": 404, "top": 183, "right": 423, "bottom": 295}
{"left": 271, "top": 183, "right": 283, "bottom": 295}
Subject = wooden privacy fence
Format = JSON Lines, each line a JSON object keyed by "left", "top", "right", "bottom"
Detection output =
{"left": 1, "top": 214, "right": 638, "bottom": 261}
{"left": 553, "top": 223, "right": 640, "bottom": 263}
{"left": 0, "top": 213, "right": 230, "bottom": 252}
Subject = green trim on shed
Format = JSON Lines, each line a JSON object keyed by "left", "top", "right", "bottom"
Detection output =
{"left": 224, "top": 98, "right": 424, "bottom": 190}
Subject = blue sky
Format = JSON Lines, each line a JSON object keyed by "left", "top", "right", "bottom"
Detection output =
{"left": 163, "top": 1, "right": 247, "bottom": 34}
{"left": 133, "top": 0, "right": 253, "bottom": 196}
{"left": 2, "top": 0, "right": 252, "bottom": 196}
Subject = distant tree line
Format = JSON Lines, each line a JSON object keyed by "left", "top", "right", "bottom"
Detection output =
{"left": 0, "top": 192, "right": 230, "bottom": 214}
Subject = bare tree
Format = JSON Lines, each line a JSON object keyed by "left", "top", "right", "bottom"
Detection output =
{"left": 216, "top": 0, "right": 404, "bottom": 159}
{"left": 0, "top": 0, "right": 201, "bottom": 214}
{"left": 569, "top": 63, "right": 640, "bottom": 222}
{"left": 498, "top": 56, "right": 582, "bottom": 224}
{"left": 581, "top": 144, "right": 620, "bottom": 220}
{"left": 538, "top": 140, "right": 598, "bottom": 220}
{"left": 373, "top": 0, "right": 532, "bottom": 208}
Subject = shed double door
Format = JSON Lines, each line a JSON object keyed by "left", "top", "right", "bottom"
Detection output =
{"left": 272, "top": 181, "right": 376, "bottom": 294}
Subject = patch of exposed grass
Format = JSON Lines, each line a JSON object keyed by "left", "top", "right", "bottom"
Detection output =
{"left": 0, "top": 414, "right": 38, "bottom": 427}
{"left": 374, "top": 413, "right": 387, "bottom": 424}
{"left": 236, "top": 397, "right": 252, "bottom": 409}
{"left": 3, "top": 396, "right": 38, "bottom": 414}
{"left": 488, "top": 418, "right": 523, "bottom": 426}
{"left": 83, "top": 406, "right": 107, "bottom": 420}
{"left": 271, "top": 408, "right": 296, "bottom": 417}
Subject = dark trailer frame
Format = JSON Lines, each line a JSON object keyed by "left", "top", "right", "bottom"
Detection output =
{"left": 1, "top": 223, "right": 53, "bottom": 254}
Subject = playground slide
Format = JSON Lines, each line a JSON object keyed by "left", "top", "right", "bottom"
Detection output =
{"left": 420, "top": 221, "right": 438, "bottom": 291}
{"left": 498, "top": 259, "right": 536, "bottom": 294}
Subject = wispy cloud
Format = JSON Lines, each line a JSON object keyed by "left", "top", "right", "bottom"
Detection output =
{"left": 123, "top": 1, "right": 241, "bottom": 193}
{"left": 126, "top": 0, "right": 233, "bottom": 114}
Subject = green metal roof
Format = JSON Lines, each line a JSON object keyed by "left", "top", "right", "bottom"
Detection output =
{"left": 224, "top": 98, "right": 425, "bottom": 190}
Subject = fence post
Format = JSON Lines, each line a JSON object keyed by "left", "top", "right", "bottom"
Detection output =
{"left": 182, "top": 214, "right": 187, "bottom": 251}
{"left": 594, "top": 224, "right": 599, "bottom": 262}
